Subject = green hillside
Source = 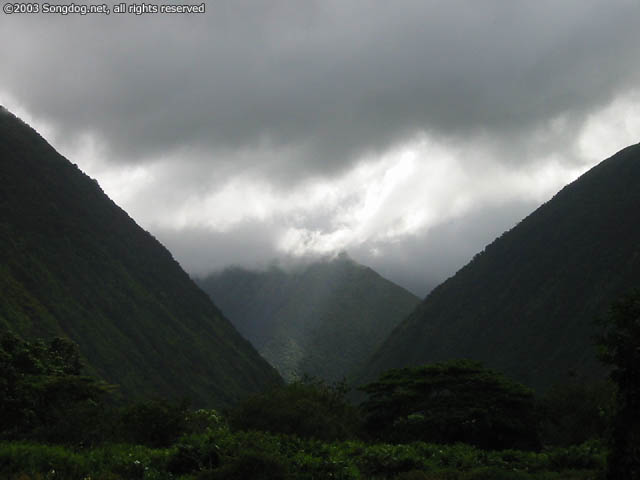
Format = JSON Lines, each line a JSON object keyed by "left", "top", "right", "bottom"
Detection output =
{"left": 0, "top": 107, "right": 281, "bottom": 407}
{"left": 196, "top": 254, "right": 420, "bottom": 382}
{"left": 363, "top": 143, "right": 640, "bottom": 391}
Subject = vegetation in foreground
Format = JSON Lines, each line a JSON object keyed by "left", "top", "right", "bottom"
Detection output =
{"left": 2, "top": 289, "right": 639, "bottom": 479}
{"left": 0, "top": 433, "right": 606, "bottom": 480}
{"left": 0, "top": 340, "right": 608, "bottom": 480}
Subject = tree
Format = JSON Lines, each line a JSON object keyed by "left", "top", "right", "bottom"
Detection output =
{"left": 597, "top": 289, "right": 640, "bottom": 479}
{"left": 118, "top": 398, "right": 190, "bottom": 447}
{"left": 536, "top": 376, "right": 614, "bottom": 446}
{"left": 360, "top": 360, "right": 540, "bottom": 450}
{"left": 228, "top": 377, "right": 360, "bottom": 441}
{"left": 0, "top": 331, "right": 109, "bottom": 443}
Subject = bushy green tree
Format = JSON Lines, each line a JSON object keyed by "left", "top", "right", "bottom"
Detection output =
{"left": 597, "top": 289, "right": 640, "bottom": 479}
{"left": 228, "top": 377, "right": 360, "bottom": 441}
{"left": 360, "top": 360, "right": 540, "bottom": 450}
{"left": 0, "top": 331, "right": 109, "bottom": 443}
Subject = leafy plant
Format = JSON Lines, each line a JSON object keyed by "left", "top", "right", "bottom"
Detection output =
{"left": 209, "top": 450, "right": 290, "bottom": 480}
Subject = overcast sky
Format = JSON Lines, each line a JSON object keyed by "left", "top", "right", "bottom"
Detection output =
{"left": 2, "top": 0, "right": 639, "bottom": 296}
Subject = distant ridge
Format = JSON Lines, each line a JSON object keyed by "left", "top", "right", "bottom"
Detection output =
{"left": 196, "top": 254, "right": 420, "bottom": 382}
{"left": 0, "top": 107, "right": 282, "bottom": 406}
{"left": 363, "top": 143, "right": 640, "bottom": 390}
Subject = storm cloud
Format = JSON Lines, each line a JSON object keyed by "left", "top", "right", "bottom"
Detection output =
{"left": 1, "top": 0, "right": 639, "bottom": 294}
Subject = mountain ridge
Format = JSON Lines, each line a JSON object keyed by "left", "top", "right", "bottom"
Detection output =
{"left": 196, "top": 254, "right": 420, "bottom": 382}
{"left": 0, "top": 106, "right": 282, "bottom": 406}
{"left": 363, "top": 142, "right": 640, "bottom": 390}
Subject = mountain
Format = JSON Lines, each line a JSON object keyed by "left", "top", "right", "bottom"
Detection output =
{"left": 0, "top": 107, "right": 281, "bottom": 407}
{"left": 196, "top": 254, "right": 420, "bottom": 382}
{"left": 363, "top": 143, "right": 640, "bottom": 391}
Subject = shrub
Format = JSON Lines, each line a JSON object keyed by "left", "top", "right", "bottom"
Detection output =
{"left": 0, "top": 442, "right": 87, "bottom": 479}
{"left": 167, "top": 435, "right": 221, "bottom": 474}
{"left": 459, "top": 467, "right": 530, "bottom": 480}
{"left": 210, "top": 450, "right": 289, "bottom": 480}
{"left": 186, "top": 408, "right": 226, "bottom": 435}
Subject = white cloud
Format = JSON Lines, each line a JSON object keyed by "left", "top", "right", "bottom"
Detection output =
{"left": 576, "top": 89, "right": 640, "bottom": 162}
{"left": 4, "top": 86, "right": 633, "bottom": 295}
{"left": 3, "top": 2, "right": 639, "bottom": 294}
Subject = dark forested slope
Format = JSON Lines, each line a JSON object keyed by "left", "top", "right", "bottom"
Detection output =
{"left": 0, "top": 107, "right": 281, "bottom": 406}
{"left": 364, "top": 143, "right": 640, "bottom": 390}
{"left": 196, "top": 255, "right": 420, "bottom": 381}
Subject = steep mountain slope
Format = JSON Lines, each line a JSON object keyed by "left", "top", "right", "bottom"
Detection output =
{"left": 196, "top": 254, "right": 420, "bottom": 381}
{"left": 0, "top": 107, "right": 281, "bottom": 406}
{"left": 364, "top": 143, "right": 640, "bottom": 390}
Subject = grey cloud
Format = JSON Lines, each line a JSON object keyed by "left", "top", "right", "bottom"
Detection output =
{"left": 154, "top": 197, "right": 538, "bottom": 297}
{"left": 153, "top": 221, "right": 284, "bottom": 277}
{"left": 2, "top": 0, "right": 639, "bottom": 183}
{"left": 3, "top": 1, "right": 638, "bottom": 295}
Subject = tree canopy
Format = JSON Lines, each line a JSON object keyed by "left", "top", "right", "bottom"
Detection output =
{"left": 0, "top": 332, "right": 109, "bottom": 443}
{"left": 360, "top": 360, "right": 540, "bottom": 450}
{"left": 228, "top": 377, "right": 361, "bottom": 441}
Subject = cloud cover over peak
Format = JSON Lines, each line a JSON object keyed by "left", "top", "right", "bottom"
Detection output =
{"left": 2, "top": 0, "right": 639, "bottom": 294}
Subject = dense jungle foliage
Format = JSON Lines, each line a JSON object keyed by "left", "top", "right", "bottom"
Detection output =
{"left": 1, "top": 320, "right": 632, "bottom": 480}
